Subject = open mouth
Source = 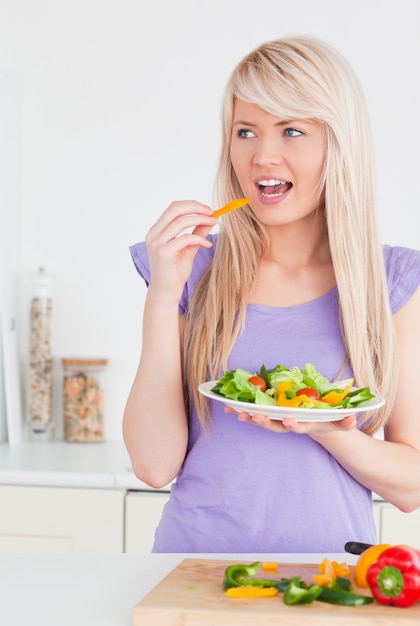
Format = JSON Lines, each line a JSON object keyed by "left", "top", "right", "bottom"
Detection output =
{"left": 257, "top": 178, "right": 292, "bottom": 198}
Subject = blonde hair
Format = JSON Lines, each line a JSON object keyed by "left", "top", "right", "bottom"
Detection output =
{"left": 183, "top": 36, "right": 397, "bottom": 435}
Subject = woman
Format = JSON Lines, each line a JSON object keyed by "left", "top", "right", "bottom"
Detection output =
{"left": 123, "top": 36, "right": 420, "bottom": 552}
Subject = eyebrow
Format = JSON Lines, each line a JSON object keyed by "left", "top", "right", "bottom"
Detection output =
{"left": 232, "top": 119, "right": 293, "bottom": 128}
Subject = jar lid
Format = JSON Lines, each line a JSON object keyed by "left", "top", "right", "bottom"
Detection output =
{"left": 61, "top": 358, "right": 108, "bottom": 367}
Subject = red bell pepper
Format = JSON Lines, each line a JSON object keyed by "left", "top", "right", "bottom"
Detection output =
{"left": 366, "top": 546, "right": 420, "bottom": 607}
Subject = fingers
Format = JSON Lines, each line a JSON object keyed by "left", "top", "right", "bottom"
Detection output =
{"left": 144, "top": 200, "right": 219, "bottom": 301}
{"left": 146, "top": 200, "right": 216, "bottom": 246}
{"left": 230, "top": 410, "right": 357, "bottom": 436}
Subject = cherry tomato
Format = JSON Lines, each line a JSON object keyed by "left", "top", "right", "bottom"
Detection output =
{"left": 296, "top": 387, "right": 321, "bottom": 400}
{"left": 248, "top": 375, "right": 267, "bottom": 392}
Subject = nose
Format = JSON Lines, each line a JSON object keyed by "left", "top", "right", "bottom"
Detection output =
{"left": 253, "top": 136, "right": 283, "bottom": 166}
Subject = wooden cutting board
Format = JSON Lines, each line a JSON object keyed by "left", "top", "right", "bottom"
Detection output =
{"left": 132, "top": 558, "right": 420, "bottom": 625}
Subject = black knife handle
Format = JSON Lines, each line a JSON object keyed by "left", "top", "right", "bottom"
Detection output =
{"left": 344, "top": 541, "right": 373, "bottom": 555}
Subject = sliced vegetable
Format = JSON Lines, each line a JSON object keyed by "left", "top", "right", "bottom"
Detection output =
{"left": 283, "top": 577, "right": 322, "bottom": 605}
{"left": 212, "top": 362, "right": 377, "bottom": 410}
{"left": 366, "top": 546, "right": 420, "bottom": 607}
{"left": 296, "top": 387, "right": 321, "bottom": 401}
{"left": 222, "top": 561, "right": 373, "bottom": 607}
{"left": 262, "top": 562, "right": 279, "bottom": 571}
{"left": 248, "top": 375, "right": 267, "bottom": 392}
{"left": 225, "top": 586, "right": 278, "bottom": 598}
{"left": 322, "top": 382, "right": 354, "bottom": 405}
{"left": 223, "top": 562, "right": 278, "bottom": 590}
{"left": 212, "top": 197, "right": 251, "bottom": 218}
{"left": 312, "top": 558, "right": 351, "bottom": 586}
{"left": 317, "top": 586, "right": 374, "bottom": 606}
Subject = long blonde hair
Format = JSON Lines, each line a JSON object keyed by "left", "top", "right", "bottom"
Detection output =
{"left": 183, "top": 36, "right": 397, "bottom": 435}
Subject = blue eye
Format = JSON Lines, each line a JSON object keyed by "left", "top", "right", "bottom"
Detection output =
{"left": 284, "top": 128, "right": 303, "bottom": 137}
{"left": 237, "top": 128, "right": 255, "bottom": 138}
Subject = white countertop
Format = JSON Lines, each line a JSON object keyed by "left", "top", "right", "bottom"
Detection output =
{"left": 0, "top": 440, "right": 171, "bottom": 491}
{"left": 0, "top": 552, "right": 358, "bottom": 626}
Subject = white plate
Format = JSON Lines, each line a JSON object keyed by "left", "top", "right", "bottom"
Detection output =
{"left": 198, "top": 381, "right": 385, "bottom": 422}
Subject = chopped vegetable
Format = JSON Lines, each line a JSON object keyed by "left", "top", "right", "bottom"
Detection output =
{"left": 212, "top": 197, "right": 251, "bottom": 218}
{"left": 322, "top": 382, "right": 354, "bottom": 405}
{"left": 296, "top": 387, "right": 321, "bottom": 400}
{"left": 225, "top": 586, "right": 278, "bottom": 598}
{"left": 248, "top": 375, "right": 267, "bottom": 392}
{"left": 223, "top": 562, "right": 279, "bottom": 590}
{"left": 261, "top": 562, "right": 279, "bottom": 570}
{"left": 313, "top": 558, "right": 351, "bottom": 586}
{"left": 212, "top": 362, "right": 376, "bottom": 410}
{"left": 317, "top": 586, "right": 374, "bottom": 606}
{"left": 366, "top": 546, "right": 420, "bottom": 607}
{"left": 283, "top": 577, "right": 322, "bottom": 605}
{"left": 222, "top": 561, "right": 374, "bottom": 607}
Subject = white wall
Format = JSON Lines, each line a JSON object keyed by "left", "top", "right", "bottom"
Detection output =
{"left": 0, "top": 0, "right": 419, "bottom": 440}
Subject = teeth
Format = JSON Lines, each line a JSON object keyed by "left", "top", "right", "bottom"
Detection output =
{"left": 258, "top": 179, "right": 288, "bottom": 186}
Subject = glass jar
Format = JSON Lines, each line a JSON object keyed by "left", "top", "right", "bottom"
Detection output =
{"left": 28, "top": 267, "right": 53, "bottom": 436}
{"left": 62, "top": 358, "right": 108, "bottom": 442}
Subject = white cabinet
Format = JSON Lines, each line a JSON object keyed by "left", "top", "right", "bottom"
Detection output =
{"left": 124, "top": 490, "right": 170, "bottom": 553}
{"left": 376, "top": 502, "right": 420, "bottom": 546}
{"left": 0, "top": 485, "right": 125, "bottom": 553}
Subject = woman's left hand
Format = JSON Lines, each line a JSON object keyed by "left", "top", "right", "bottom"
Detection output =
{"left": 231, "top": 408, "right": 357, "bottom": 436}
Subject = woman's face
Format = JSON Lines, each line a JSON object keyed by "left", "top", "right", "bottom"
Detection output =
{"left": 230, "top": 100, "right": 326, "bottom": 227}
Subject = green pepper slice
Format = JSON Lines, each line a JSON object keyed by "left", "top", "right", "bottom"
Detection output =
{"left": 223, "top": 562, "right": 279, "bottom": 590}
{"left": 317, "top": 586, "right": 374, "bottom": 606}
{"left": 283, "top": 577, "right": 323, "bottom": 605}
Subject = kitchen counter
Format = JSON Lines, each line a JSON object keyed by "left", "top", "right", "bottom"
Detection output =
{"left": 0, "top": 552, "right": 358, "bottom": 626}
{"left": 0, "top": 440, "right": 171, "bottom": 491}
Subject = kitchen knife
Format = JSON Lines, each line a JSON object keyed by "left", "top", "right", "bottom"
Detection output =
{"left": 344, "top": 541, "right": 374, "bottom": 555}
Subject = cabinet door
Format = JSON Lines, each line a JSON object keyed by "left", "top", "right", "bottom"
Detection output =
{"left": 379, "top": 504, "right": 420, "bottom": 546}
{"left": 124, "top": 491, "right": 170, "bottom": 553}
{"left": 0, "top": 485, "right": 125, "bottom": 553}
{"left": 372, "top": 501, "right": 381, "bottom": 538}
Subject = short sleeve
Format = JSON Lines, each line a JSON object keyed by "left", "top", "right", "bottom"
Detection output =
{"left": 383, "top": 245, "right": 420, "bottom": 314}
{"left": 129, "top": 241, "right": 150, "bottom": 285}
{"left": 129, "top": 234, "right": 217, "bottom": 316}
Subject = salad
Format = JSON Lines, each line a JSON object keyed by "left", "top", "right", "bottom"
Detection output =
{"left": 211, "top": 363, "right": 376, "bottom": 410}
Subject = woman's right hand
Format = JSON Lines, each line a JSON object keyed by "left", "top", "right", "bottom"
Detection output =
{"left": 145, "top": 200, "right": 218, "bottom": 305}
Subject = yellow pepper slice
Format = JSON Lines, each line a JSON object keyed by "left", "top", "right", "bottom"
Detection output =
{"left": 276, "top": 382, "right": 327, "bottom": 408}
{"left": 322, "top": 381, "right": 354, "bottom": 405}
{"left": 225, "top": 586, "right": 279, "bottom": 598}
{"left": 276, "top": 382, "right": 299, "bottom": 407}
{"left": 313, "top": 574, "right": 334, "bottom": 586}
{"left": 262, "top": 562, "right": 279, "bottom": 571}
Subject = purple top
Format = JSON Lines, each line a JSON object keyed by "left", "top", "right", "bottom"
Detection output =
{"left": 130, "top": 236, "right": 420, "bottom": 553}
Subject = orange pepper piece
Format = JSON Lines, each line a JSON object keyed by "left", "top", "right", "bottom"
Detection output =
{"left": 332, "top": 560, "right": 351, "bottom": 577}
{"left": 212, "top": 198, "right": 251, "bottom": 218}
{"left": 225, "top": 586, "right": 279, "bottom": 598}
{"left": 313, "top": 558, "right": 351, "bottom": 586}
{"left": 319, "top": 557, "right": 336, "bottom": 580}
